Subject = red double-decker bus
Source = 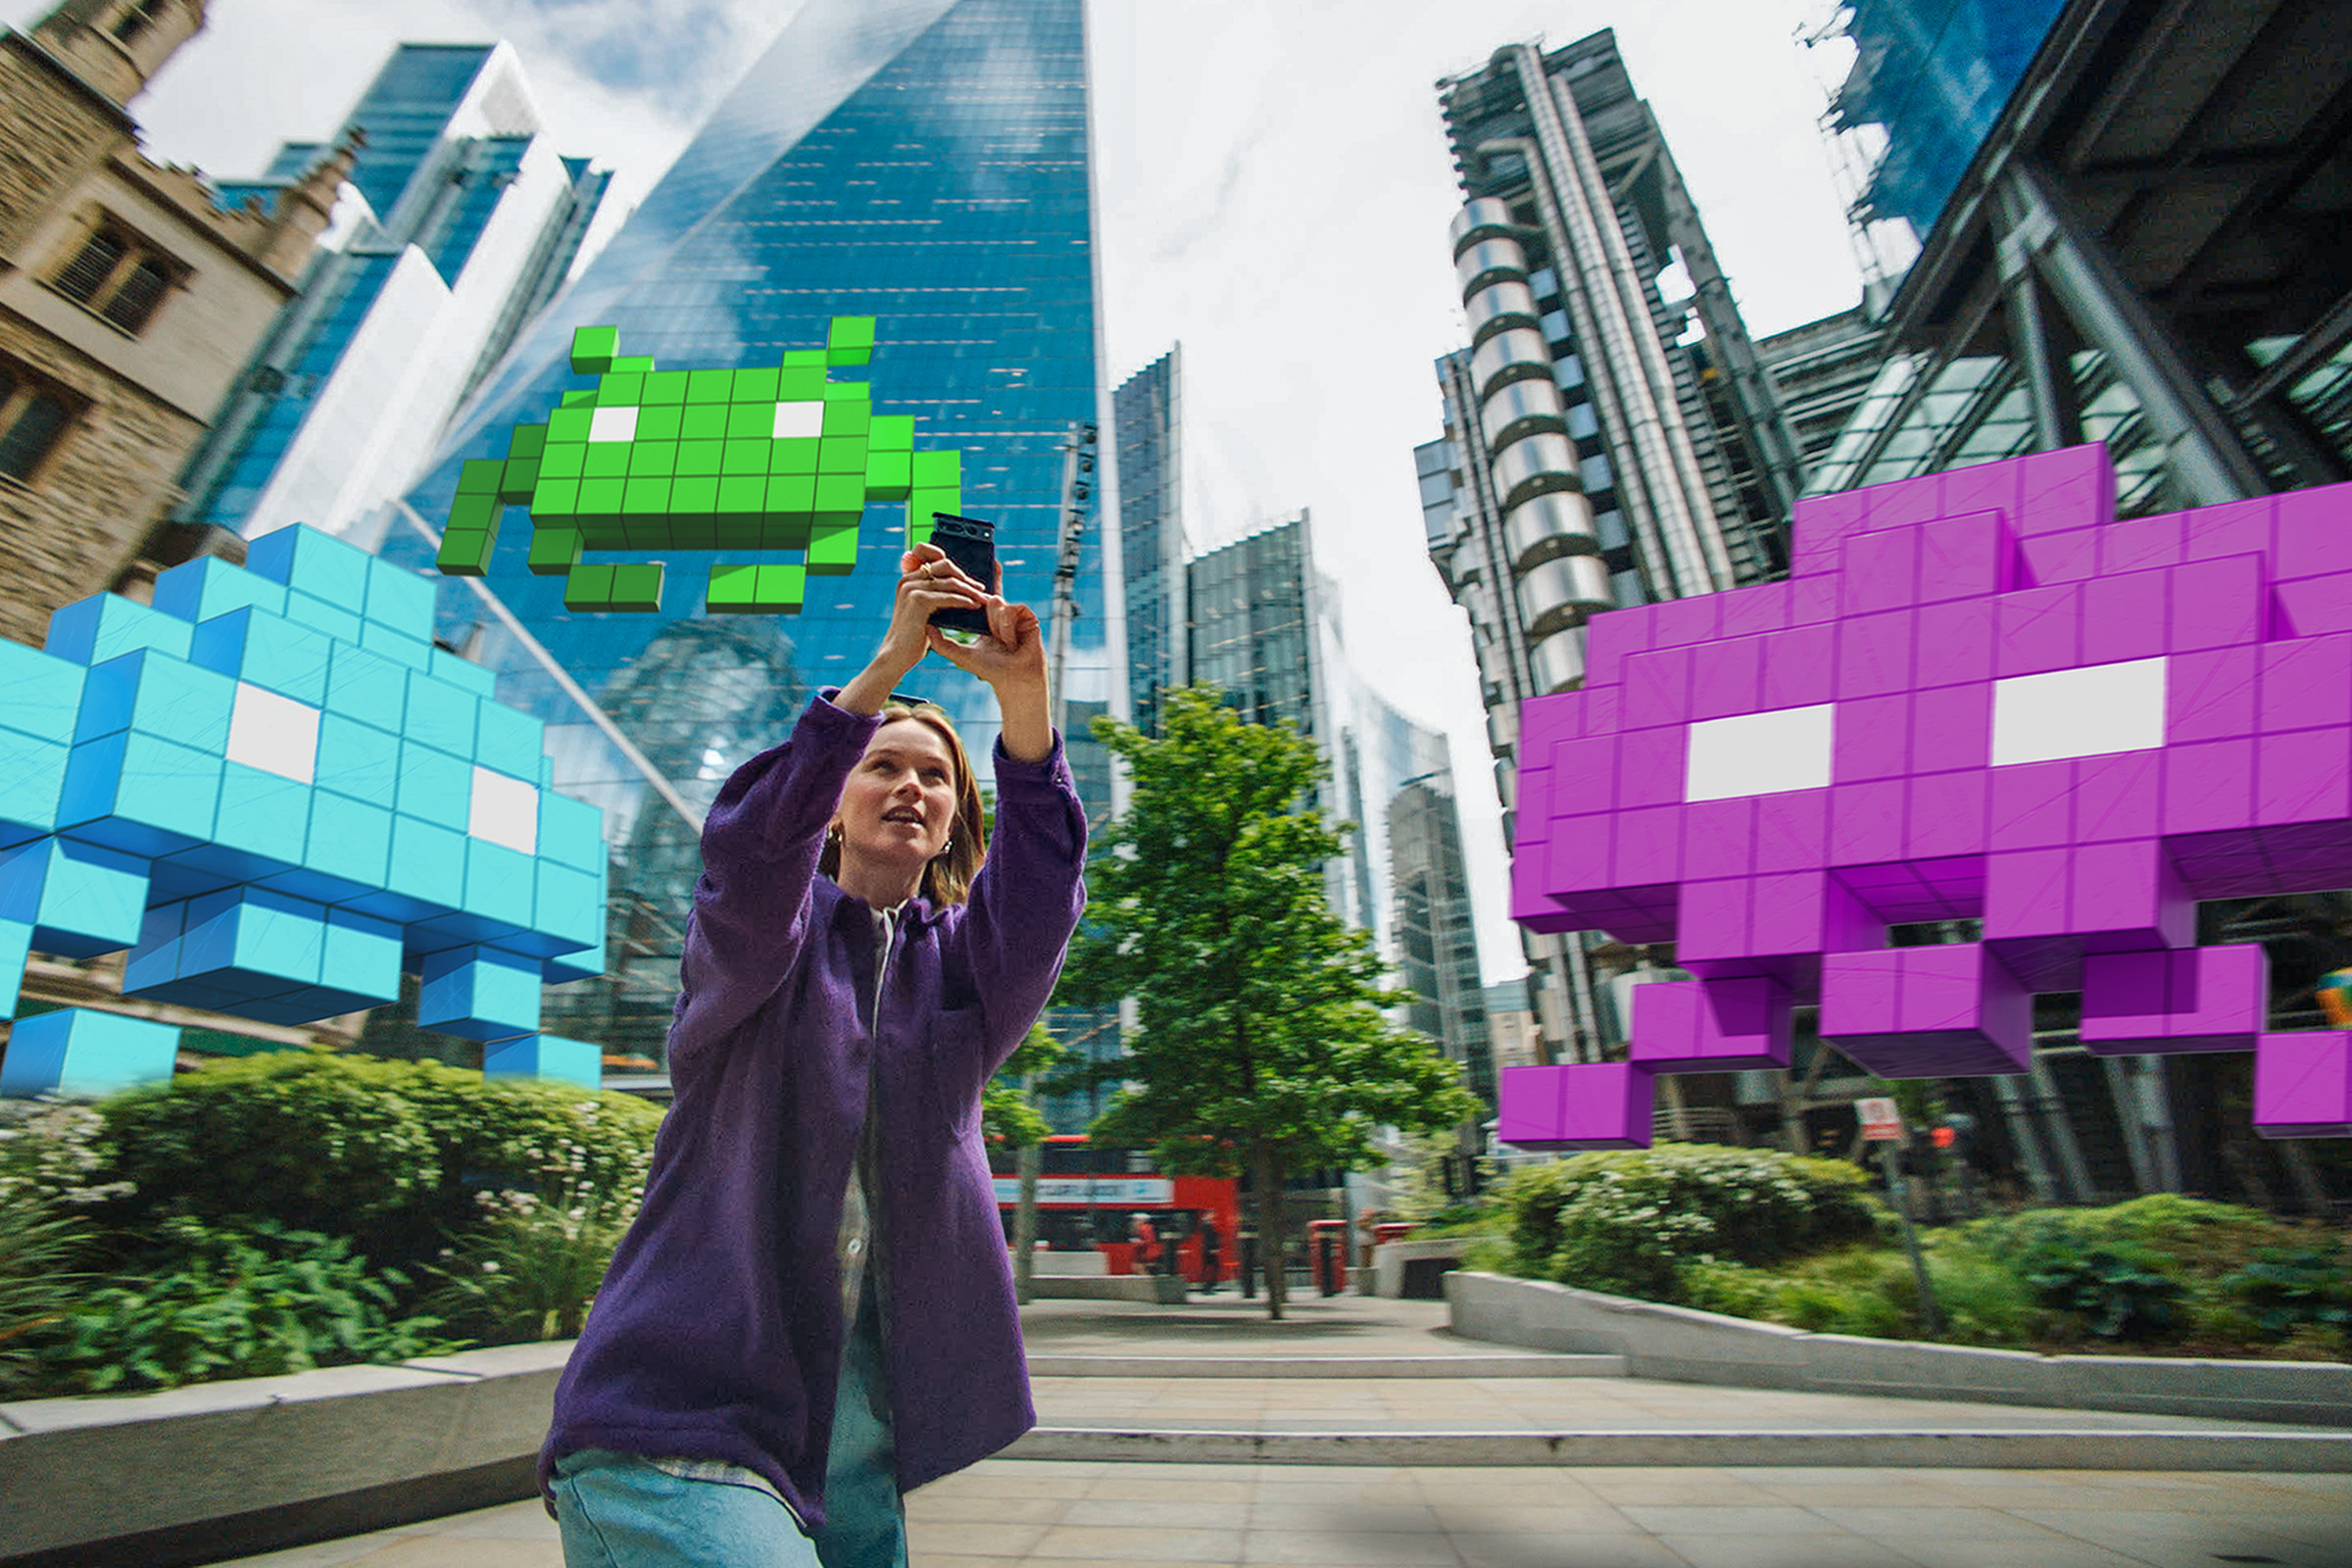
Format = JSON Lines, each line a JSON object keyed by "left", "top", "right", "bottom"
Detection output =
{"left": 989, "top": 1134, "right": 1240, "bottom": 1286}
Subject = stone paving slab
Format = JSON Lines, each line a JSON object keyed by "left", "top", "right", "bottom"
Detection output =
{"left": 209, "top": 1463, "right": 2352, "bottom": 1567}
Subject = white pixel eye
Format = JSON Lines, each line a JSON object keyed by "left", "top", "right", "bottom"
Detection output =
{"left": 468, "top": 766, "right": 540, "bottom": 856}
{"left": 1991, "top": 657, "right": 2167, "bottom": 767}
{"left": 1686, "top": 704, "right": 1837, "bottom": 802}
{"left": 227, "top": 683, "right": 318, "bottom": 785}
{"left": 773, "top": 402, "right": 824, "bottom": 440}
{"left": 588, "top": 406, "right": 639, "bottom": 443}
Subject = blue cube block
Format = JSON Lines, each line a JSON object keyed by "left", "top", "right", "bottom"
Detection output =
{"left": 213, "top": 760, "right": 311, "bottom": 866}
{"left": 0, "top": 735, "right": 67, "bottom": 848}
{"left": 158, "top": 887, "right": 325, "bottom": 1007}
{"left": 74, "top": 650, "right": 236, "bottom": 752}
{"left": 0, "top": 1007, "right": 179, "bottom": 1098}
{"left": 270, "top": 790, "right": 390, "bottom": 902}
{"left": 122, "top": 899, "right": 187, "bottom": 995}
{"left": 324, "top": 642, "right": 408, "bottom": 726}
{"left": 484, "top": 1034, "right": 601, "bottom": 1089}
{"left": 542, "top": 941, "right": 607, "bottom": 986}
{"left": 539, "top": 756, "right": 555, "bottom": 789}
{"left": 396, "top": 742, "right": 470, "bottom": 822}
{"left": 45, "top": 595, "right": 193, "bottom": 667}
{"left": 531, "top": 861, "right": 603, "bottom": 956}
{"left": 317, "top": 713, "right": 400, "bottom": 809}
{"left": 282, "top": 591, "right": 366, "bottom": 645}
{"left": 372, "top": 814, "right": 465, "bottom": 914}
{"left": 321, "top": 906, "right": 401, "bottom": 998}
{"left": 0, "top": 637, "right": 87, "bottom": 745}
{"left": 464, "top": 838, "right": 535, "bottom": 930}
{"left": 187, "top": 608, "right": 330, "bottom": 707}
{"left": 245, "top": 525, "right": 371, "bottom": 610}
{"left": 59, "top": 730, "right": 220, "bottom": 857}
{"left": 473, "top": 703, "right": 545, "bottom": 783}
{"left": 418, "top": 946, "right": 542, "bottom": 1041}
{"left": 151, "top": 556, "right": 284, "bottom": 625}
{"left": 364, "top": 557, "right": 436, "bottom": 639}
{"left": 359, "top": 615, "right": 430, "bottom": 669}
{"left": 428, "top": 647, "right": 498, "bottom": 699}
{"left": 0, "top": 839, "right": 147, "bottom": 958}
{"left": 537, "top": 793, "right": 605, "bottom": 871}
{"left": 0, "top": 918, "right": 32, "bottom": 1016}
{"left": 404, "top": 672, "right": 478, "bottom": 759}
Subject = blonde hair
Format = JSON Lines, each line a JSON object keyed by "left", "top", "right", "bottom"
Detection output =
{"left": 819, "top": 705, "right": 987, "bottom": 906}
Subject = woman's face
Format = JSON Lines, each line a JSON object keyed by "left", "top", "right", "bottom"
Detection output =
{"left": 833, "top": 717, "right": 959, "bottom": 879}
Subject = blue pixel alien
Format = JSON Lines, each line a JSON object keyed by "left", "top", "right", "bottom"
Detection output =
{"left": 0, "top": 525, "right": 608, "bottom": 1096}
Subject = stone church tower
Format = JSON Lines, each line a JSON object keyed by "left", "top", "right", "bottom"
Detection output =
{"left": 0, "top": 0, "right": 346, "bottom": 645}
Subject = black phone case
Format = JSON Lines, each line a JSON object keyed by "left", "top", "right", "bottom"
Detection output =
{"left": 927, "top": 514, "right": 995, "bottom": 635}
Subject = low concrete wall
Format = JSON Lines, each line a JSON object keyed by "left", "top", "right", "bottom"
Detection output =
{"left": 1446, "top": 1271, "right": 2352, "bottom": 1429}
{"left": 1029, "top": 1274, "right": 1187, "bottom": 1303}
{"left": 1372, "top": 1238, "right": 1469, "bottom": 1299}
{"left": 0, "top": 1341, "right": 568, "bottom": 1567}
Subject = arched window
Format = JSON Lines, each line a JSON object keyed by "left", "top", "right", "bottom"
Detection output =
{"left": 0, "top": 366, "right": 78, "bottom": 484}
{"left": 47, "top": 217, "right": 182, "bottom": 334}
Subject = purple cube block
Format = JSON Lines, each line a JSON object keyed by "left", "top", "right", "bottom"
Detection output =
{"left": 1830, "top": 778, "right": 1909, "bottom": 866}
{"left": 2167, "top": 645, "right": 2260, "bottom": 743}
{"left": 1549, "top": 735, "right": 1620, "bottom": 813}
{"left": 2097, "top": 514, "right": 2183, "bottom": 576}
{"left": 2168, "top": 554, "right": 2267, "bottom": 652}
{"left": 1584, "top": 611, "right": 1651, "bottom": 690}
{"left": 1838, "top": 610, "right": 1916, "bottom": 699}
{"left": 2082, "top": 566, "right": 2170, "bottom": 664}
{"left": 1610, "top": 805, "right": 1684, "bottom": 889}
{"left": 1616, "top": 725, "right": 1686, "bottom": 808}
{"left": 1909, "top": 682, "right": 1993, "bottom": 775}
{"left": 2071, "top": 839, "right": 2194, "bottom": 953}
{"left": 1985, "top": 846, "right": 2073, "bottom": 940}
{"left": 2073, "top": 751, "right": 2163, "bottom": 844}
{"left": 1842, "top": 526, "right": 1921, "bottom": 618}
{"left": 1676, "top": 876, "right": 1753, "bottom": 969}
{"left": 1751, "top": 868, "right": 1879, "bottom": 959}
{"left": 2017, "top": 529, "right": 2099, "bottom": 587}
{"left": 1721, "top": 581, "right": 1792, "bottom": 638}
{"left": 1995, "top": 581, "right": 2082, "bottom": 676}
{"left": 2257, "top": 633, "right": 2352, "bottom": 733}
{"left": 1867, "top": 474, "right": 1945, "bottom": 531}
{"left": 2013, "top": 444, "right": 2116, "bottom": 537}
{"left": 2272, "top": 485, "right": 2352, "bottom": 582}
{"left": 1822, "top": 943, "right": 2033, "bottom": 1077}
{"left": 1753, "top": 787, "right": 1830, "bottom": 874}
{"left": 1913, "top": 598, "right": 1997, "bottom": 689}
{"left": 1520, "top": 692, "right": 1585, "bottom": 757}
{"left": 2180, "top": 496, "right": 2273, "bottom": 564}
{"left": 1833, "top": 692, "right": 1912, "bottom": 783}
{"left": 1496, "top": 1062, "right": 1654, "bottom": 1151}
{"left": 1788, "top": 570, "right": 1841, "bottom": 628}
{"left": 1988, "top": 759, "right": 2076, "bottom": 851}
{"left": 2253, "top": 725, "right": 2352, "bottom": 828}
{"left": 2162, "top": 736, "right": 2257, "bottom": 836}
{"left": 2252, "top": 1033, "right": 2351, "bottom": 1139}
{"left": 1682, "top": 798, "right": 1756, "bottom": 882}
{"left": 1623, "top": 646, "right": 1694, "bottom": 725}
{"left": 1630, "top": 976, "right": 1792, "bottom": 1071}
{"left": 1917, "top": 510, "right": 2012, "bottom": 605}
{"left": 1648, "top": 592, "right": 1722, "bottom": 650}
{"left": 1904, "top": 767, "right": 1989, "bottom": 859}
{"left": 1758, "top": 623, "right": 1837, "bottom": 710}
{"left": 2081, "top": 944, "right": 2267, "bottom": 1055}
{"left": 1938, "top": 457, "right": 2021, "bottom": 524}
{"left": 2272, "top": 572, "right": 2352, "bottom": 639}
{"left": 1690, "top": 634, "right": 1764, "bottom": 721}
{"left": 1542, "top": 828, "right": 1611, "bottom": 897}
{"left": 1495, "top": 1063, "right": 1569, "bottom": 1146}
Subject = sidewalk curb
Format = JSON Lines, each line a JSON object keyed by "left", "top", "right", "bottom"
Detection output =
{"left": 1026, "top": 1353, "right": 1626, "bottom": 1378}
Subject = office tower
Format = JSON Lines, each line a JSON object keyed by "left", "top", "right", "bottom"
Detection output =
{"left": 1114, "top": 348, "right": 1184, "bottom": 735}
{"left": 1184, "top": 514, "right": 1323, "bottom": 734}
{"left": 1755, "top": 307, "right": 1888, "bottom": 472}
{"left": 380, "top": 0, "right": 1117, "bottom": 1071}
{"left": 176, "top": 43, "right": 611, "bottom": 547}
{"left": 0, "top": 0, "right": 341, "bottom": 649}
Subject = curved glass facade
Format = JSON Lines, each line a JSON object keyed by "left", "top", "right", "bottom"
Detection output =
{"left": 381, "top": 0, "right": 1117, "bottom": 1070}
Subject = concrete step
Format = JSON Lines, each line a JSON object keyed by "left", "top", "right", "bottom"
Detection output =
{"left": 1004, "top": 1425, "right": 2352, "bottom": 1472}
{"left": 1026, "top": 1352, "right": 1625, "bottom": 1379}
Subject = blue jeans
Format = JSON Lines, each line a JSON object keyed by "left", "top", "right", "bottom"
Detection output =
{"left": 554, "top": 1296, "right": 906, "bottom": 1568}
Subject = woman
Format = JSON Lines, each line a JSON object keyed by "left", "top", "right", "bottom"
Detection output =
{"left": 542, "top": 543, "right": 1087, "bottom": 1567}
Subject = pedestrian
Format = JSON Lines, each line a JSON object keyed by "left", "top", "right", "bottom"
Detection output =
{"left": 540, "top": 543, "right": 1087, "bottom": 1568}
{"left": 1130, "top": 1211, "right": 1158, "bottom": 1275}
{"left": 1198, "top": 1215, "right": 1222, "bottom": 1294}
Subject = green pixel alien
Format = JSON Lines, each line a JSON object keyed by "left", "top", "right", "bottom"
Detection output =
{"left": 435, "top": 318, "right": 963, "bottom": 613}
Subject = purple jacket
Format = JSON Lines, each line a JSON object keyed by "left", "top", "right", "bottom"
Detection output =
{"left": 540, "top": 693, "right": 1087, "bottom": 1523}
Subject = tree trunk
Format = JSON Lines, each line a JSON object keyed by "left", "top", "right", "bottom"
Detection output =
{"left": 1011, "top": 1129, "right": 1042, "bottom": 1305}
{"left": 1252, "top": 1141, "right": 1287, "bottom": 1321}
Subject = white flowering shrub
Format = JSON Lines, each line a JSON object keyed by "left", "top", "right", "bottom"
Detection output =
{"left": 0, "top": 1099, "right": 133, "bottom": 1394}
{"left": 1496, "top": 1143, "right": 1876, "bottom": 1301}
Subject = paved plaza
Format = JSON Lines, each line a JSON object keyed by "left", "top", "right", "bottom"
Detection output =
{"left": 203, "top": 1295, "right": 2352, "bottom": 1568}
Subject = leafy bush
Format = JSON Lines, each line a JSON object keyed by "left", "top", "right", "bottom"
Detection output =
{"left": 0, "top": 1101, "right": 132, "bottom": 1396}
{"left": 421, "top": 1125, "right": 655, "bottom": 1344}
{"left": 1495, "top": 1144, "right": 1877, "bottom": 1300}
{"left": 2016, "top": 1240, "right": 2182, "bottom": 1340}
{"left": 1681, "top": 1243, "right": 2040, "bottom": 1345}
{"left": 2218, "top": 1244, "right": 2351, "bottom": 1341}
{"left": 37, "top": 1216, "right": 458, "bottom": 1393}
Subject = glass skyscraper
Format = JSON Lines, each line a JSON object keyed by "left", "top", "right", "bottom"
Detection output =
{"left": 383, "top": 0, "right": 1118, "bottom": 1071}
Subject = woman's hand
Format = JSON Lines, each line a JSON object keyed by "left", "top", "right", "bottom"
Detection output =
{"left": 835, "top": 544, "right": 987, "bottom": 715}
{"left": 929, "top": 564, "right": 1053, "bottom": 762}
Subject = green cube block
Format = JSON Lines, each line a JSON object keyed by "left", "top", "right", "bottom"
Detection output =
{"left": 821, "top": 401, "right": 869, "bottom": 438}
{"left": 499, "top": 459, "right": 540, "bottom": 503}
{"left": 598, "top": 372, "right": 645, "bottom": 406}
{"left": 706, "top": 564, "right": 760, "bottom": 612}
{"left": 722, "top": 439, "right": 770, "bottom": 476}
{"left": 458, "top": 458, "right": 505, "bottom": 495}
{"left": 687, "top": 368, "right": 733, "bottom": 404}
{"left": 527, "top": 526, "right": 582, "bottom": 575}
{"left": 612, "top": 356, "right": 656, "bottom": 374}
{"left": 643, "top": 369, "right": 689, "bottom": 405}
{"left": 808, "top": 520, "right": 859, "bottom": 574}
{"left": 820, "top": 381, "right": 870, "bottom": 404}
{"left": 724, "top": 404, "right": 770, "bottom": 441}
{"left": 865, "top": 450, "right": 911, "bottom": 499}
{"left": 818, "top": 437, "right": 869, "bottom": 474}
{"left": 582, "top": 443, "right": 632, "bottom": 480}
{"left": 610, "top": 564, "right": 663, "bottom": 612}
{"left": 813, "top": 473, "right": 866, "bottom": 514}
{"left": 770, "top": 438, "right": 819, "bottom": 475}
{"left": 827, "top": 316, "right": 876, "bottom": 358}
{"left": 716, "top": 474, "right": 767, "bottom": 518}
{"left": 564, "top": 563, "right": 614, "bottom": 609}
{"left": 548, "top": 407, "right": 593, "bottom": 444}
{"left": 676, "top": 440, "right": 723, "bottom": 477}
{"left": 507, "top": 423, "right": 549, "bottom": 460}
{"left": 671, "top": 517, "right": 718, "bottom": 550}
{"left": 623, "top": 476, "right": 672, "bottom": 514}
{"left": 909, "top": 449, "right": 959, "bottom": 487}
{"left": 448, "top": 492, "right": 501, "bottom": 532}
{"left": 671, "top": 475, "right": 719, "bottom": 514}
{"left": 765, "top": 474, "right": 817, "bottom": 514}
{"left": 569, "top": 326, "right": 618, "bottom": 375}
{"left": 730, "top": 367, "right": 780, "bottom": 403}
{"left": 628, "top": 442, "right": 677, "bottom": 477}
{"left": 756, "top": 564, "right": 808, "bottom": 609}
{"left": 560, "top": 389, "right": 598, "bottom": 409}
{"left": 868, "top": 415, "right": 914, "bottom": 452}
{"left": 637, "top": 404, "right": 683, "bottom": 441}
{"left": 438, "top": 528, "right": 493, "bottom": 576}
{"left": 539, "top": 443, "right": 584, "bottom": 480}
{"left": 781, "top": 349, "right": 825, "bottom": 368}
{"left": 577, "top": 477, "right": 626, "bottom": 518}
{"left": 760, "top": 512, "right": 813, "bottom": 551}
{"left": 531, "top": 477, "right": 580, "bottom": 516}
{"left": 681, "top": 404, "right": 728, "bottom": 440}
{"left": 777, "top": 367, "right": 827, "bottom": 401}
{"left": 715, "top": 518, "right": 765, "bottom": 549}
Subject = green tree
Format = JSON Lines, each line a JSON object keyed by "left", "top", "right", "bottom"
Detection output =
{"left": 1060, "top": 685, "right": 1480, "bottom": 1318}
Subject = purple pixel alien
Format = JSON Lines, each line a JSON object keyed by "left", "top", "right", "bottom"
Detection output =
{"left": 1502, "top": 444, "right": 2352, "bottom": 1148}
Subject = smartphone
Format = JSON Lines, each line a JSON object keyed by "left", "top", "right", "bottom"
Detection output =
{"left": 925, "top": 514, "right": 996, "bottom": 637}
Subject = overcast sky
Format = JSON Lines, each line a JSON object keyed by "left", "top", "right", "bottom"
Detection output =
{"left": 18, "top": 0, "right": 1867, "bottom": 984}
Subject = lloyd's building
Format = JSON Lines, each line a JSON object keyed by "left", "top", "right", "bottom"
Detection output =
{"left": 379, "top": 0, "right": 1122, "bottom": 1072}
